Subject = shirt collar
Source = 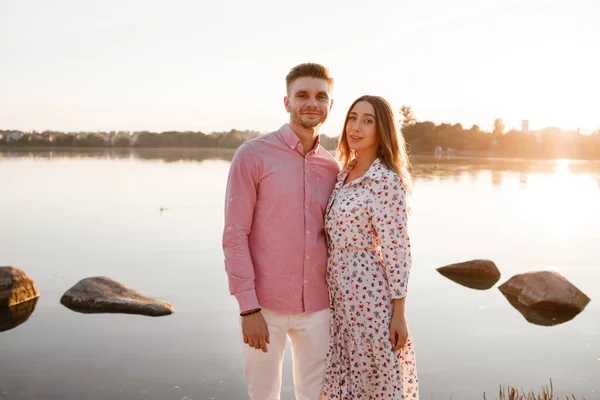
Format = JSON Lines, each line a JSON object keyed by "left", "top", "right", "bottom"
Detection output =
{"left": 341, "top": 157, "right": 386, "bottom": 186}
{"left": 279, "top": 123, "right": 321, "bottom": 154}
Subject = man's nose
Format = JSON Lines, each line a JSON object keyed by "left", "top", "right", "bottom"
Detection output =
{"left": 306, "top": 96, "right": 318, "bottom": 107}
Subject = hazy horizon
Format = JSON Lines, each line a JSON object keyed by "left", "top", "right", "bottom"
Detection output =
{"left": 1, "top": 0, "right": 598, "bottom": 134}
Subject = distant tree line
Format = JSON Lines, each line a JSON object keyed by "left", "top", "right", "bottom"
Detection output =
{"left": 0, "top": 129, "right": 262, "bottom": 150}
{"left": 399, "top": 106, "right": 600, "bottom": 159}
{"left": 2, "top": 110, "right": 600, "bottom": 159}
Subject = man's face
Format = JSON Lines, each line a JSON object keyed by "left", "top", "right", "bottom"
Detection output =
{"left": 284, "top": 77, "right": 333, "bottom": 130}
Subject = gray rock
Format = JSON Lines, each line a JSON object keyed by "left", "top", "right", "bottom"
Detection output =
{"left": 498, "top": 271, "right": 590, "bottom": 311}
{"left": 60, "top": 276, "right": 174, "bottom": 317}
{"left": 436, "top": 259, "right": 501, "bottom": 290}
{"left": 0, "top": 266, "right": 40, "bottom": 308}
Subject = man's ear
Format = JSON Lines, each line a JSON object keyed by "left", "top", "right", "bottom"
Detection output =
{"left": 329, "top": 98, "right": 334, "bottom": 110}
{"left": 283, "top": 96, "right": 290, "bottom": 113}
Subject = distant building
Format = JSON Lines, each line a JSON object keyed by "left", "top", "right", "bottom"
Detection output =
{"left": 522, "top": 120, "right": 529, "bottom": 134}
{"left": 42, "top": 133, "right": 55, "bottom": 143}
{"left": 5, "top": 132, "right": 23, "bottom": 143}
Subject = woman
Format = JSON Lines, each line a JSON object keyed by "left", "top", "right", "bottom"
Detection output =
{"left": 322, "top": 95, "right": 418, "bottom": 399}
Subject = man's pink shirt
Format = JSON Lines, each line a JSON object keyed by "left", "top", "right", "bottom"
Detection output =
{"left": 222, "top": 124, "right": 340, "bottom": 313}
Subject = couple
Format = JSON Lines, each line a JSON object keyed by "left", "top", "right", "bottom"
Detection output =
{"left": 222, "top": 63, "right": 418, "bottom": 400}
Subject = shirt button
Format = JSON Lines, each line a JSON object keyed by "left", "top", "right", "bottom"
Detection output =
{"left": 306, "top": 255, "right": 310, "bottom": 260}
{"left": 306, "top": 230, "right": 310, "bottom": 234}
{"left": 304, "top": 280, "right": 308, "bottom": 284}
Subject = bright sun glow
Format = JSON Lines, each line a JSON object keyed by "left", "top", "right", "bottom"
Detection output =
{"left": 556, "top": 159, "right": 570, "bottom": 175}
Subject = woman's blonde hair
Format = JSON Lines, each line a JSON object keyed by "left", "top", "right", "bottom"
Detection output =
{"left": 338, "top": 95, "right": 412, "bottom": 193}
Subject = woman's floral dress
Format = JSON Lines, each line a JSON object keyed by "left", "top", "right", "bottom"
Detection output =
{"left": 322, "top": 158, "right": 419, "bottom": 399}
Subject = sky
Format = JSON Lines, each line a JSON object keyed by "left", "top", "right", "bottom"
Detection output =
{"left": 1, "top": 0, "right": 598, "bottom": 136}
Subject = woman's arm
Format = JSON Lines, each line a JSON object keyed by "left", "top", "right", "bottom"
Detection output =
{"left": 369, "top": 172, "right": 412, "bottom": 351}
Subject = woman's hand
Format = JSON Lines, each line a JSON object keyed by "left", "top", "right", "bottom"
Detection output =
{"left": 389, "top": 309, "right": 408, "bottom": 352}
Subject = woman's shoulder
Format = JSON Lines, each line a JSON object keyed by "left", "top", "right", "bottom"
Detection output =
{"left": 372, "top": 161, "right": 407, "bottom": 196}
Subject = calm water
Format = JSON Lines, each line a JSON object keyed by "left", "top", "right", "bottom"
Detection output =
{"left": 1, "top": 148, "right": 599, "bottom": 400}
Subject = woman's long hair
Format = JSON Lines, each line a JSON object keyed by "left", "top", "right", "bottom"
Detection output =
{"left": 337, "top": 95, "right": 412, "bottom": 193}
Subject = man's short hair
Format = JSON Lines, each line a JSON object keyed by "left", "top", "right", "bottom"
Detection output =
{"left": 285, "top": 63, "right": 334, "bottom": 95}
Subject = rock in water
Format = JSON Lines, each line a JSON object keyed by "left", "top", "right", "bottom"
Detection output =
{"left": 498, "top": 271, "right": 590, "bottom": 311}
{"left": 0, "top": 297, "right": 39, "bottom": 332}
{"left": 60, "top": 276, "right": 174, "bottom": 317}
{"left": 436, "top": 259, "right": 501, "bottom": 290}
{"left": 500, "top": 291, "right": 582, "bottom": 326}
{"left": 0, "top": 266, "right": 40, "bottom": 308}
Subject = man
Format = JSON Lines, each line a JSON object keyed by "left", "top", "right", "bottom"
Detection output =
{"left": 222, "top": 63, "right": 340, "bottom": 400}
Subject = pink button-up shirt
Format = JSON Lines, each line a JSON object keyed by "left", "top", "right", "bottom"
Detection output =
{"left": 222, "top": 124, "right": 340, "bottom": 314}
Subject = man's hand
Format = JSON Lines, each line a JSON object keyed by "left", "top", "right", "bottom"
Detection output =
{"left": 389, "top": 311, "right": 408, "bottom": 352}
{"left": 242, "top": 311, "right": 270, "bottom": 353}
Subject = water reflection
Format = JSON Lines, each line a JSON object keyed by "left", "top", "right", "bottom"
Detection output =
{"left": 410, "top": 156, "right": 600, "bottom": 185}
{"left": 436, "top": 270, "right": 500, "bottom": 290}
{"left": 500, "top": 293, "right": 584, "bottom": 327}
{"left": 4, "top": 149, "right": 600, "bottom": 183}
{"left": 0, "top": 297, "right": 39, "bottom": 332}
{"left": 491, "top": 170, "right": 503, "bottom": 187}
{"left": 519, "top": 172, "right": 528, "bottom": 188}
{"left": 0, "top": 148, "right": 235, "bottom": 164}
{"left": 439, "top": 270, "right": 589, "bottom": 327}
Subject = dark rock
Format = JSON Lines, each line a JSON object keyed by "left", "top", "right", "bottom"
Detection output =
{"left": 498, "top": 271, "right": 590, "bottom": 311}
{"left": 60, "top": 276, "right": 174, "bottom": 317}
{"left": 0, "top": 266, "right": 40, "bottom": 308}
{"left": 437, "top": 259, "right": 501, "bottom": 290}
{"left": 501, "top": 292, "right": 582, "bottom": 326}
{"left": 0, "top": 297, "right": 39, "bottom": 332}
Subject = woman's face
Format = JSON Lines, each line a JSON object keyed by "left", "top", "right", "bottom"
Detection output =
{"left": 345, "top": 101, "right": 379, "bottom": 154}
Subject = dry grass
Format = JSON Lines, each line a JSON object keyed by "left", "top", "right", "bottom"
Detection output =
{"left": 482, "top": 380, "right": 585, "bottom": 400}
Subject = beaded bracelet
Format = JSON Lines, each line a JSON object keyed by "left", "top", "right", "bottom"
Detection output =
{"left": 240, "top": 308, "right": 262, "bottom": 317}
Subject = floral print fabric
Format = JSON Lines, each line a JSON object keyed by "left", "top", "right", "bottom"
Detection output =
{"left": 322, "top": 158, "right": 419, "bottom": 399}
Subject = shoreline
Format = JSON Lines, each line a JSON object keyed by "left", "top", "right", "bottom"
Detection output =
{"left": 2, "top": 146, "right": 600, "bottom": 162}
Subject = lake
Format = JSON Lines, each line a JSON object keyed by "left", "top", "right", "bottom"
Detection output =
{"left": 1, "top": 148, "right": 598, "bottom": 400}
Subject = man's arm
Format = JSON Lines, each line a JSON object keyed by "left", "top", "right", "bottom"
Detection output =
{"left": 222, "top": 144, "right": 260, "bottom": 312}
{"left": 222, "top": 144, "right": 270, "bottom": 353}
